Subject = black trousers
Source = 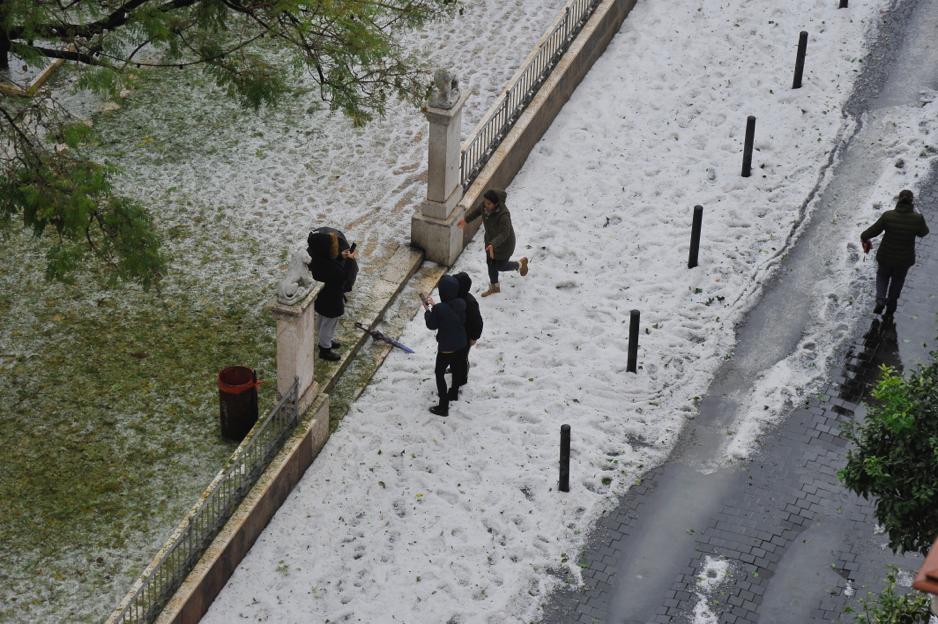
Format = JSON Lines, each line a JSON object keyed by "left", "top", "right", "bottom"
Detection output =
{"left": 875, "top": 264, "right": 909, "bottom": 312}
{"left": 487, "top": 257, "right": 519, "bottom": 284}
{"left": 453, "top": 344, "right": 472, "bottom": 387}
{"left": 435, "top": 351, "right": 466, "bottom": 406}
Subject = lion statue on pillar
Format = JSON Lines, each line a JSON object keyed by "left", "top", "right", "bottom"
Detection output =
{"left": 277, "top": 249, "right": 314, "bottom": 306}
{"left": 429, "top": 68, "right": 460, "bottom": 109}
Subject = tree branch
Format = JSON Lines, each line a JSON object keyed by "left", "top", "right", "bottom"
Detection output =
{"left": 23, "top": 44, "right": 107, "bottom": 66}
{"left": 0, "top": 103, "right": 40, "bottom": 160}
{"left": 10, "top": 0, "right": 201, "bottom": 42}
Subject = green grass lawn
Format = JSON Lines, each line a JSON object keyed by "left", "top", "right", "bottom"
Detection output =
{"left": 0, "top": 226, "right": 277, "bottom": 622}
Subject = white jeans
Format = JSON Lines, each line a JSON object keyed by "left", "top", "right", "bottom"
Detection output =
{"left": 315, "top": 313, "right": 340, "bottom": 349}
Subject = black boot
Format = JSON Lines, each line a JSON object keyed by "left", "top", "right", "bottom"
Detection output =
{"left": 330, "top": 340, "right": 342, "bottom": 349}
{"left": 319, "top": 346, "right": 341, "bottom": 361}
{"left": 429, "top": 403, "right": 449, "bottom": 417}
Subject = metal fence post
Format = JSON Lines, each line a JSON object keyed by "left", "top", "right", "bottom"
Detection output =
{"left": 503, "top": 91, "right": 511, "bottom": 129}
{"left": 627, "top": 310, "right": 640, "bottom": 373}
{"left": 741, "top": 115, "right": 756, "bottom": 177}
{"left": 792, "top": 31, "right": 808, "bottom": 89}
{"left": 559, "top": 424, "right": 571, "bottom": 492}
{"left": 688, "top": 205, "right": 703, "bottom": 269}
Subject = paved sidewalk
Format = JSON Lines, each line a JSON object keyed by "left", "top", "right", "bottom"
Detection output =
{"left": 539, "top": 183, "right": 937, "bottom": 622}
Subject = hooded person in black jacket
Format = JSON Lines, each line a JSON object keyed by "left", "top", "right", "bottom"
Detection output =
{"left": 860, "top": 189, "right": 929, "bottom": 317}
{"left": 424, "top": 275, "right": 467, "bottom": 416}
{"left": 448, "top": 272, "right": 483, "bottom": 401}
{"left": 307, "top": 227, "right": 359, "bottom": 361}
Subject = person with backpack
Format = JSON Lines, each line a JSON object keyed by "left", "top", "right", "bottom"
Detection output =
{"left": 457, "top": 188, "right": 529, "bottom": 297}
{"left": 860, "top": 189, "right": 929, "bottom": 317}
{"left": 448, "top": 272, "right": 483, "bottom": 401}
{"left": 423, "top": 275, "right": 467, "bottom": 416}
{"left": 306, "top": 227, "right": 358, "bottom": 361}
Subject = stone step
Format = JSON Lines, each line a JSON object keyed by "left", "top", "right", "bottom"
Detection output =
{"left": 318, "top": 259, "right": 447, "bottom": 430}
{"left": 313, "top": 245, "right": 445, "bottom": 398}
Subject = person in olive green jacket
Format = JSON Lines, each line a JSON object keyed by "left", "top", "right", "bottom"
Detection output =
{"left": 457, "top": 189, "right": 529, "bottom": 297}
{"left": 860, "top": 189, "right": 929, "bottom": 317}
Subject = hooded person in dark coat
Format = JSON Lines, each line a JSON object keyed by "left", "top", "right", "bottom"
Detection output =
{"left": 307, "top": 227, "right": 358, "bottom": 361}
{"left": 424, "top": 275, "right": 467, "bottom": 416}
{"left": 457, "top": 189, "right": 529, "bottom": 297}
{"left": 861, "top": 189, "right": 929, "bottom": 317}
{"left": 448, "top": 272, "right": 483, "bottom": 400}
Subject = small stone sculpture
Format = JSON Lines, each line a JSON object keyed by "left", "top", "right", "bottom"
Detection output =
{"left": 429, "top": 68, "right": 460, "bottom": 109}
{"left": 277, "top": 249, "right": 314, "bottom": 305}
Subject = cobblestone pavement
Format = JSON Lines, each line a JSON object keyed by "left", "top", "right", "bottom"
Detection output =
{"left": 538, "top": 174, "right": 938, "bottom": 624}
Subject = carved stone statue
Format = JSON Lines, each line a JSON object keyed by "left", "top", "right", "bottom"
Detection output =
{"left": 277, "top": 249, "right": 314, "bottom": 306}
{"left": 429, "top": 68, "right": 460, "bottom": 109}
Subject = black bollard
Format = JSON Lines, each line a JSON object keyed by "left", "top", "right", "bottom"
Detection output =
{"left": 688, "top": 205, "right": 703, "bottom": 269}
{"left": 741, "top": 115, "right": 756, "bottom": 178}
{"left": 792, "top": 31, "right": 808, "bottom": 89}
{"left": 559, "top": 424, "right": 571, "bottom": 492}
{"left": 627, "top": 309, "right": 640, "bottom": 373}
{"left": 839, "top": 0, "right": 848, "bottom": 7}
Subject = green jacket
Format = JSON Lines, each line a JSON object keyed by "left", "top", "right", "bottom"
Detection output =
{"left": 861, "top": 201, "right": 929, "bottom": 268}
{"left": 465, "top": 189, "right": 516, "bottom": 262}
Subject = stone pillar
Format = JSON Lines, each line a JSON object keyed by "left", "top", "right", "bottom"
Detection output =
{"left": 269, "top": 284, "right": 322, "bottom": 414}
{"left": 411, "top": 89, "right": 471, "bottom": 266}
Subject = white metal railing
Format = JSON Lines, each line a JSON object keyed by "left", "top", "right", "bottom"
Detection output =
{"left": 460, "top": 0, "right": 601, "bottom": 189}
{"left": 109, "top": 378, "right": 299, "bottom": 624}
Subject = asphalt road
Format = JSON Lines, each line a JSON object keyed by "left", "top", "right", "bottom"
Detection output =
{"left": 540, "top": 0, "right": 938, "bottom": 621}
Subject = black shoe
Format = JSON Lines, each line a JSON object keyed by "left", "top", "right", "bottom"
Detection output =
{"left": 319, "top": 347, "right": 341, "bottom": 361}
{"left": 331, "top": 340, "right": 342, "bottom": 349}
{"left": 447, "top": 387, "right": 459, "bottom": 401}
{"left": 873, "top": 301, "right": 885, "bottom": 315}
{"left": 429, "top": 404, "right": 448, "bottom": 417}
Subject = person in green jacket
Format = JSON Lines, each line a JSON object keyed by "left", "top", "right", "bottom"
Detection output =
{"left": 860, "top": 189, "right": 929, "bottom": 317}
{"left": 457, "top": 189, "right": 529, "bottom": 297}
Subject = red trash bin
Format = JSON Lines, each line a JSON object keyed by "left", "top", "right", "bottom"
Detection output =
{"left": 217, "top": 366, "right": 260, "bottom": 441}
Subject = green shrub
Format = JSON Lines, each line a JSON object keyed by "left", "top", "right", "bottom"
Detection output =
{"left": 839, "top": 358, "right": 938, "bottom": 555}
{"left": 846, "top": 567, "right": 932, "bottom": 624}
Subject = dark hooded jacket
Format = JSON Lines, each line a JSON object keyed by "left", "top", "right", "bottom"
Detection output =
{"left": 307, "top": 228, "right": 357, "bottom": 318}
{"left": 861, "top": 200, "right": 929, "bottom": 269}
{"left": 322, "top": 227, "right": 358, "bottom": 292}
{"left": 454, "top": 272, "right": 483, "bottom": 342}
{"left": 464, "top": 189, "right": 516, "bottom": 262}
{"left": 425, "top": 275, "right": 468, "bottom": 352}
